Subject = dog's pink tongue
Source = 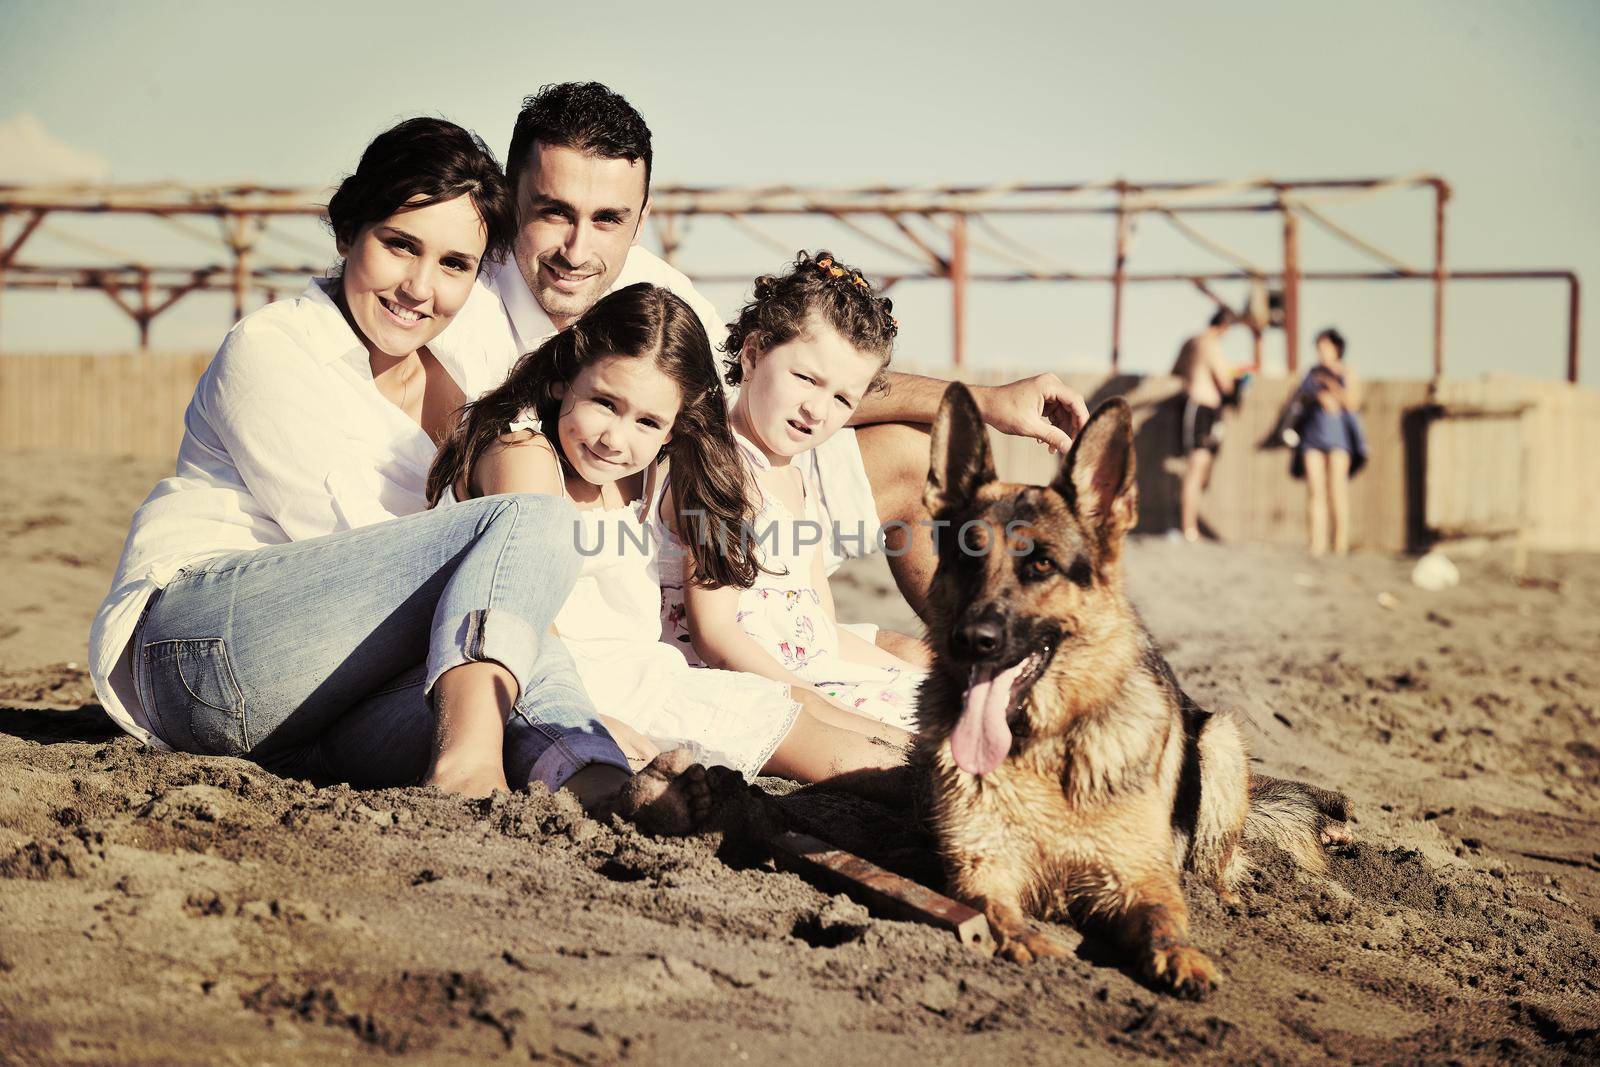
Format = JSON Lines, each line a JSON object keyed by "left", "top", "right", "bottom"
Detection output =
{"left": 952, "top": 661, "right": 1026, "bottom": 776}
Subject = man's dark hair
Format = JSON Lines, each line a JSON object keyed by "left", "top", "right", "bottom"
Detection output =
{"left": 1208, "top": 307, "right": 1235, "bottom": 329}
{"left": 1316, "top": 327, "right": 1347, "bottom": 359}
{"left": 505, "top": 82, "right": 653, "bottom": 203}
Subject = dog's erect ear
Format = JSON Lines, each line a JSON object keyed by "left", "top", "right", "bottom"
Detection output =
{"left": 925, "top": 382, "right": 995, "bottom": 516}
{"left": 1054, "top": 398, "right": 1137, "bottom": 538}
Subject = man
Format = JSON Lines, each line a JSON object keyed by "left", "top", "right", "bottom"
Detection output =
{"left": 436, "top": 82, "right": 1089, "bottom": 643}
{"left": 1171, "top": 307, "right": 1241, "bottom": 543}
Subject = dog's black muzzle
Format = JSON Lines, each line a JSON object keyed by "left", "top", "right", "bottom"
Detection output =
{"left": 953, "top": 604, "right": 1063, "bottom": 674}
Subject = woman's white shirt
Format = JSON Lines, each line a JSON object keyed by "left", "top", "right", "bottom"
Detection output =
{"left": 89, "top": 279, "right": 503, "bottom": 748}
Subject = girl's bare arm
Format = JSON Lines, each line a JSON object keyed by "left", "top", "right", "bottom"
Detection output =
{"left": 469, "top": 432, "right": 565, "bottom": 497}
{"left": 683, "top": 578, "right": 810, "bottom": 688}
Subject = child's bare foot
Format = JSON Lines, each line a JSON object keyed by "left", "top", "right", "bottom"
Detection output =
{"left": 612, "top": 749, "right": 716, "bottom": 836}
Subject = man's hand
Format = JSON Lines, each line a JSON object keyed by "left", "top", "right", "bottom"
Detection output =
{"left": 972, "top": 374, "right": 1090, "bottom": 455}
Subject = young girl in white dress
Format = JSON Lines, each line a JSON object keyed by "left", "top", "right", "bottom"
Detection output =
{"left": 426, "top": 282, "right": 908, "bottom": 789}
{"left": 659, "top": 252, "right": 927, "bottom": 730}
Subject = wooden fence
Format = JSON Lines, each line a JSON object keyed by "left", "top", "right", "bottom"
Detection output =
{"left": 1, "top": 351, "right": 212, "bottom": 458}
{"left": 3, "top": 352, "right": 1596, "bottom": 553}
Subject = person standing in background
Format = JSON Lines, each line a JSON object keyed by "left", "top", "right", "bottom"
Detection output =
{"left": 1172, "top": 308, "right": 1241, "bottom": 543}
{"left": 1292, "top": 327, "right": 1367, "bottom": 557}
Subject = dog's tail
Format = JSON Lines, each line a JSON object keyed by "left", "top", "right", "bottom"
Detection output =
{"left": 1243, "top": 774, "right": 1350, "bottom": 874}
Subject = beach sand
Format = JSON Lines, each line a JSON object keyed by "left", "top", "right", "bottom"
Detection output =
{"left": 1, "top": 449, "right": 1597, "bottom": 1064}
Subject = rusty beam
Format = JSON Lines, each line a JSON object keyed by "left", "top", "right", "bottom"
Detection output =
{"left": 147, "top": 270, "right": 217, "bottom": 319}
{"left": 1, "top": 177, "right": 1454, "bottom": 220}
{"left": 1109, "top": 189, "right": 1129, "bottom": 374}
{"left": 1569, "top": 273, "right": 1582, "bottom": 384}
{"left": 1282, "top": 204, "right": 1301, "bottom": 375}
{"left": 0, "top": 175, "right": 1577, "bottom": 382}
{"left": 1, "top": 209, "right": 48, "bottom": 266}
{"left": 92, "top": 274, "right": 138, "bottom": 320}
{"left": 1432, "top": 179, "right": 1450, "bottom": 380}
{"left": 137, "top": 270, "right": 153, "bottom": 348}
{"left": 771, "top": 831, "right": 994, "bottom": 953}
{"left": 950, "top": 214, "right": 968, "bottom": 368}
{"left": 887, "top": 214, "right": 948, "bottom": 271}
{"left": 223, "top": 214, "right": 260, "bottom": 324}
{"left": 9, "top": 265, "right": 1575, "bottom": 289}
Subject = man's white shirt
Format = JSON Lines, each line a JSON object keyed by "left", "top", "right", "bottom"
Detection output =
{"left": 433, "top": 247, "right": 726, "bottom": 386}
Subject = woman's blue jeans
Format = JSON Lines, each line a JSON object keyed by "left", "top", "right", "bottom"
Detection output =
{"left": 130, "top": 493, "right": 628, "bottom": 790}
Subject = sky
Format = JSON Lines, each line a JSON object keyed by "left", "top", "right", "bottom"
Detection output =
{"left": 0, "top": 0, "right": 1595, "bottom": 384}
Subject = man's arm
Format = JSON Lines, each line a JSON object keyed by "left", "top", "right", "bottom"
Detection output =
{"left": 852, "top": 369, "right": 1090, "bottom": 454}
{"left": 849, "top": 370, "right": 949, "bottom": 426}
{"left": 659, "top": 254, "right": 1088, "bottom": 450}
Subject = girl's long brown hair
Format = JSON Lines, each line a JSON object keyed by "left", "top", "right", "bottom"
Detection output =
{"left": 427, "top": 283, "right": 759, "bottom": 589}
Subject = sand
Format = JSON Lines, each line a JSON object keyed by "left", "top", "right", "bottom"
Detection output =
{"left": 1, "top": 449, "right": 1597, "bottom": 1065}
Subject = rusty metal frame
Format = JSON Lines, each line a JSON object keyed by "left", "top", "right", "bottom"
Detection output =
{"left": 0, "top": 176, "right": 1582, "bottom": 382}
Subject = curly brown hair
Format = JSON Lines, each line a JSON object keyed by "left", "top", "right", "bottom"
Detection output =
{"left": 722, "top": 250, "right": 896, "bottom": 392}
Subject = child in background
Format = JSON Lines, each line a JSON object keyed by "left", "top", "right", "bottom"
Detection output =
{"left": 660, "top": 252, "right": 927, "bottom": 731}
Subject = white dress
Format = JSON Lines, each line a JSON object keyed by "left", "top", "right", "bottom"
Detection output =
{"left": 484, "top": 422, "right": 800, "bottom": 777}
{"left": 658, "top": 431, "right": 924, "bottom": 731}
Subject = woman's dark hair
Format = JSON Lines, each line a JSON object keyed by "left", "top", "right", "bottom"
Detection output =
{"left": 428, "top": 283, "right": 759, "bottom": 589}
{"left": 1209, "top": 307, "right": 1235, "bottom": 329}
{"left": 1316, "top": 327, "right": 1347, "bottom": 360}
{"left": 722, "top": 250, "right": 896, "bottom": 391}
{"left": 327, "top": 117, "right": 516, "bottom": 271}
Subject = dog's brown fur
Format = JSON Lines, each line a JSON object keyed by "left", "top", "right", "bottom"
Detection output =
{"left": 914, "top": 385, "right": 1348, "bottom": 998}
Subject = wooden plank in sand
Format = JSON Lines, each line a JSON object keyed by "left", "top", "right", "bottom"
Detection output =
{"left": 772, "top": 831, "right": 994, "bottom": 954}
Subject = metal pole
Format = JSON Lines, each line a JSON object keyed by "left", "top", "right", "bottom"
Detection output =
{"left": 138, "top": 269, "right": 152, "bottom": 349}
{"left": 1281, "top": 203, "right": 1301, "bottom": 375}
{"left": 0, "top": 210, "right": 6, "bottom": 352}
{"left": 1432, "top": 180, "right": 1449, "bottom": 380}
{"left": 1569, "top": 274, "right": 1582, "bottom": 385}
{"left": 1109, "top": 190, "right": 1128, "bottom": 374}
{"left": 950, "top": 213, "right": 968, "bottom": 368}
{"left": 224, "top": 212, "right": 257, "bottom": 325}
{"left": 233, "top": 247, "right": 250, "bottom": 323}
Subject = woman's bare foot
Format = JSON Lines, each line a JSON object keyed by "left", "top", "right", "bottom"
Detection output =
{"left": 426, "top": 661, "right": 515, "bottom": 797}
{"left": 424, "top": 759, "right": 510, "bottom": 798}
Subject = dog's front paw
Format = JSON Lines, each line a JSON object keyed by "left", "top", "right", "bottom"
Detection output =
{"left": 997, "top": 926, "right": 1072, "bottom": 964}
{"left": 1145, "top": 943, "right": 1220, "bottom": 999}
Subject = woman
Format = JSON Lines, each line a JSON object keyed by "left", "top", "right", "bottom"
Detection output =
{"left": 88, "top": 118, "right": 705, "bottom": 828}
{"left": 1291, "top": 328, "right": 1368, "bottom": 556}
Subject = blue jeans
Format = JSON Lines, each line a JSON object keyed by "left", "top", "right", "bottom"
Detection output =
{"left": 131, "top": 493, "right": 628, "bottom": 790}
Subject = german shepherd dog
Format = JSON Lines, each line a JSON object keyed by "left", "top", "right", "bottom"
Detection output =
{"left": 916, "top": 384, "right": 1348, "bottom": 998}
